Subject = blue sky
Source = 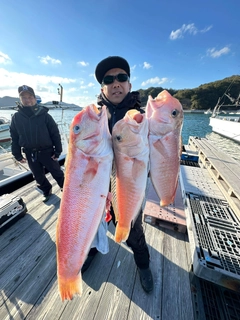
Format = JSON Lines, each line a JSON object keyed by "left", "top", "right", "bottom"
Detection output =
{"left": 0, "top": 0, "right": 239, "bottom": 106}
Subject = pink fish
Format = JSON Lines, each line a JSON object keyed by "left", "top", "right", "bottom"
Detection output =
{"left": 146, "top": 90, "right": 183, "bottom": 206}
{"left": 112, "top": 110, "right": 149, "bottom": 243}
{"left": 56, "top": 104, "right": 113, "bottom": 300}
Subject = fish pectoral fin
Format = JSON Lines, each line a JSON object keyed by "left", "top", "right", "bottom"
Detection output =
{"left": 153, "top": 138, "right": 166, "bottom": 155}
{"left": 132, "top": 158, "right": 146, "bottom": 180}
{"left": 83, "top": 157, "right": 99, "bottom": 183}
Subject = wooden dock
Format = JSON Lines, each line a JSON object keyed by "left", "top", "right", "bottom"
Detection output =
{"left": 188, "top": 136, "right": 240, "bottom": 217}
{"left": 1, "top": 136, "right": 240, "bottom": 319}
{"left": 0, "top": 176, "right": 194, "bottom": 320}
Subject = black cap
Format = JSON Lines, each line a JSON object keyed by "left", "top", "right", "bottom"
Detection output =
{"left": 95, "top": 56, "right": 130, "bottom": 84}
{"left": 18, "top": 85, "right": 35, "bottom": 97}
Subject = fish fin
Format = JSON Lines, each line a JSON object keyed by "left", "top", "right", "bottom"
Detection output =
{"left": 83, "top": 157, "right": 99, "bottom": 183}
{"left": 153, "top": 139, "right": 165, "bottom": 155}
{"left": 132, "top": 158, "right": 147, "bottom": 181}
{"left": 115, "top": 225, "right": 130, "bottom": 243}
{"left": 58, "top": 274, "right": 82, "bottom": 301}
{"left": 153, "top": 132, "right": 180, "bottom": 156}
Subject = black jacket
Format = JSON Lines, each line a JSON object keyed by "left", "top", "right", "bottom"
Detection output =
{"left": 97, "top": 91, "right": 144, "bottom": 134}
{"left": 10, "top": 104, "right": 62, "bottom": 161}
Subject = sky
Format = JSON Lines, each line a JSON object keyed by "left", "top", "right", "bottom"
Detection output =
{"left": 0, "top": 0, "right": 239, "bottom": 106}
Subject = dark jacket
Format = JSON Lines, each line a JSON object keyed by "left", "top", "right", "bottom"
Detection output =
{"left": 10, "top": 104, "right": 62, "bottom": 161}
{"left": 97, "top": 91, "right": 144, "bottom": 133}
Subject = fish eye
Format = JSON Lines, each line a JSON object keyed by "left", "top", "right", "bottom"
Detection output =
{"left": 115, "top": 135, "right": 122, "bottom": 142}
{"left": 171, "top": 109, "right": 179, "bottom": 118}
{"left": 73, "top": 125, "right": 81, "bottom": 134}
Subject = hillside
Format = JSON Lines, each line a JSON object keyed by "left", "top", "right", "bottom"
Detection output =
{"left": 138, "top": 75, "right": 240, "bottom": 110}
{"left": 0, "top": 97, "right": 81, "bottom": 109}
{"left": 0, "top": 96, "right": 20, "bottom": 107}
{"left": 1, "top": 75, "right": 239, "bottom": 110}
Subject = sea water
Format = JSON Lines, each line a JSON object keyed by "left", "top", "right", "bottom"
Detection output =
{"left": 1, "top": 109, "right": 240, "bottom": 163}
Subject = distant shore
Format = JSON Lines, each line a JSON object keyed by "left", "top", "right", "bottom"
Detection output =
{"left": 183, "top": 109, "right": 240, "bottom": 114}
{"left": 0, "top": 105, "right": 82, "bottom": 111}
{"left": 0, "top": 106, "right": 239, "bottom": 114}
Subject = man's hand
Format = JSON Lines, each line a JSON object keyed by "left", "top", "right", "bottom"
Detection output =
{"left": 19, "top": 158, "right": 27, "bottom": 163}
{"left": 51, "top": 154, "right": 59, "bottom": 161}
{"left": 105, "top": 192, "right": 112, "bottom": 222}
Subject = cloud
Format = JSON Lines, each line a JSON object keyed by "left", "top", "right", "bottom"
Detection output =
{"left": 170, "top": 23, "right": 212, "bottom": 40}
{"left": 143, "top": 62, "right": 152, "bottom": 69}
{"left": 38, "top": 55, "right": 62, "bottom": 65}
{"left": 0, "top": 68, "right": 75, "bottom": 101}
{"left": 0, "top": 51, "right": 12, "bottom": 65}
{"left": 207, "top": 46, "right": 230, "bottom": 58}
{"left": 131, "top": 76, "right": 137, "bottom": 82}
{"left": 200, "top": 25, "right": 213, "bottom": 33}
{"left": 80, "top": 82, "right": 95, "bottom": 89}
{"left": 77, "top": 61, "right": 89, "bottom": 67}
{"left": 141, "top": 77, "right": 168, "bottom": 87}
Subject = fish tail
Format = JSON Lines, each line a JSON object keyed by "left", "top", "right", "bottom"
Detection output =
{"left": 160, "top": 194, "right": 175, "bottom": 207}
{"left": 160, "top": 179, "right": 178, "bottom": 207}
{"left": 115, "top": 225, "right": 130, "bottom": 243}
{"left": 58, "top": 274, "right": 82, "bottom": 301}
{"left": 160, "top": 199, "right": 170, "bottom": 207}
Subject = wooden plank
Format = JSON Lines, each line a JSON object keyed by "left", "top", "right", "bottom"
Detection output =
{"left": 188, "top": 137, "right": 240, "bottom": 214}
{"left": 144, "top": 181, "right": 187, "bottom": 233}
{"left": 0, "top": 173, "right": 195, "bottom": 320}
{"left": 1, "top": 243, "right": 56, "bottom": 320}
{"left": 189, "top": 137, "right": 240, "bottom": 189}
{"left": 128, "top": 223, "right": 165, "bottom": 320}
{"left": 161, "top": 229, "right": 194, "bottom": 320}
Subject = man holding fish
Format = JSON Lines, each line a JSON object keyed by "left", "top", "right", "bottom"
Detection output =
{"left": 56, "top": 56, "right": 184, "bottom": 300}
{"left": 85, "top": 56, "right": 154, "bottom": 293}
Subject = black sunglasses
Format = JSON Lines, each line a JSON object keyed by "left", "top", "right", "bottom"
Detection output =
{"left": 102, "top": 73, "right": 129, "bottom": 86}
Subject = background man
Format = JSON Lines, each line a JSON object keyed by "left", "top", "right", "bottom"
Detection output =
{"left": 10, "top": 85, "right": 64, "bottom": 202}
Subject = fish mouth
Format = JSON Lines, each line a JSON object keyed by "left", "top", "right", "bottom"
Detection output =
{"left": 82, "top": 133, "right": 97, "bottom": 140}
{"left": 157, "top": 116, "right": 171, "bottom": 124}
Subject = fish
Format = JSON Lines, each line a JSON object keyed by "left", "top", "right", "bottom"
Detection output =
{"left": 56, "top": 104, "right": 113, "bottom": 301}
{"left": 146, "top": 90, "right": 183, "bottom": 206}
{"left": 111, "top": 109, "right": 149, "bottom": 243}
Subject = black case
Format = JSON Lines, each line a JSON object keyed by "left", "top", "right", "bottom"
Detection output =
{"left": 0, "top": 194, "right": 27, "bottom": 235}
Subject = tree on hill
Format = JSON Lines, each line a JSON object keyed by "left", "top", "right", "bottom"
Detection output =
{"left": 137, "top": 75, "right": 240, "bottom": 110}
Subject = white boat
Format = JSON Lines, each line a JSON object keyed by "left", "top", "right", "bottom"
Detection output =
{"left": 0, "top": 117, "right": 11, "bottom": 143}
{"left": 204, "top": 108, "right": 212, "bottom": 114}
{"left": 209, "top": 87, "right": 240, "bottom": 143}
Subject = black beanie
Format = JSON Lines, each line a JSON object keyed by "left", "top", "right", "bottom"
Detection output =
{"left": 95, "top": 56, "right": 130, "bottom": 84}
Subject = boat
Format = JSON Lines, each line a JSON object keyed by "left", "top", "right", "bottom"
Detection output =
{"left": 204, "top": 108, "right": 212, "bottom": 114}
{"left": 0, "top": 116, "right": 11, "bottom": 143}
{"left": 209, "top": 86, "right": 240, "bottom": 143}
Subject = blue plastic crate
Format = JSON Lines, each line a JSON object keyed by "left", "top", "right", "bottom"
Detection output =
{"left": 181, "top": 153, "right": 199, "bottom": 162}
